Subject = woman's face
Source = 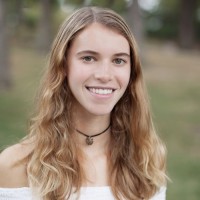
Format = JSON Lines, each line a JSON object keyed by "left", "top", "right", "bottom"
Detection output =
{"left": 67, "top": 23, "right": 131, "bottom": 117}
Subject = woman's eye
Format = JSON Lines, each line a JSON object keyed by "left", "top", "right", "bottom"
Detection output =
{"left": 113, "top": 58, "right": 126, "bottom": 65}
{"left": 82, "top": 56, "right": 95, "bottom": 62}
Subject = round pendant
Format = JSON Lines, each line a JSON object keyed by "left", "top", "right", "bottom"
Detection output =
{"left": 86, "top": 136, "right": 93, "bottom": 145}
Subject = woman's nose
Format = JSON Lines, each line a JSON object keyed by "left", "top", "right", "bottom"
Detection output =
{"left": 94, "top": 62, "right": 113, "bottom": 82}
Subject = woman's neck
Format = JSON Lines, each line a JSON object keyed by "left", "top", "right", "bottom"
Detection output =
{"left": 71, "top": 107, "right": 111, "bottom": 186}
{"left": 72, "top": 110, "right": 111, "bottom": 154}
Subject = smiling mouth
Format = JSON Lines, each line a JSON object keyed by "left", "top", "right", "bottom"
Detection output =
{"left": 86, "top": 87, "right": 115, "bottom": 95}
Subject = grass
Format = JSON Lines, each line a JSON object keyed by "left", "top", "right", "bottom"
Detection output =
{"left": 0, "top": 41, "right": 200, "bottom": 199}
{"left": 148, "top": 84, "right": 200, "bottom": 199}
{"left": 0, "top": 45, "right": 45, "bottom": 149}
{"left": 144, "top": 42, "right": 200, "bottom": 199}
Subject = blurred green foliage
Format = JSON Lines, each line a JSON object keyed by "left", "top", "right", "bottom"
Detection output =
{"left": 91, "top": 0, "right": 126, "bottom": 12}
{"left": 5, "top": 0, "right": 200, "bottom": 44}
{"left": 23, "top": 7, "right": 39, "bottom": 28}
{"left": 61, "top": 0, "right": 126, "bottom": 12}
{"left": 145, "top": 11, "right": 179, "bottom": 39}
{"left": 145, "top": 0, "right": 200, "bottom": 40}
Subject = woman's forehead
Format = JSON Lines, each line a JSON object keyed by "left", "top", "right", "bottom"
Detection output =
{"left": 69, "top": 23, "right": 130, "bottom": 55}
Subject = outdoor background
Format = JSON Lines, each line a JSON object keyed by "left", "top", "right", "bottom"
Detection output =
{"left": 0, "top": 0, "right": 200, "bottom": 199}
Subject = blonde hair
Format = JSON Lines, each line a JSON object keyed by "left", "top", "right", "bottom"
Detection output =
{"left": 25, "top": 6, "right": 167, "bottom": 200}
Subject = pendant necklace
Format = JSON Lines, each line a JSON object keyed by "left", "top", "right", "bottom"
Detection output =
{"left": 76, "top": 124, "right": 111, "bottom": 145}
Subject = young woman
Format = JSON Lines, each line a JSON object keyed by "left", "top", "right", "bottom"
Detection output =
{"left": 0, "top": 6, "right": 167, "bottom": 200}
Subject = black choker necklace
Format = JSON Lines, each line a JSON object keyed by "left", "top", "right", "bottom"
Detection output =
{"left": 76, "top": 124, "right": 111, "bottom": 145}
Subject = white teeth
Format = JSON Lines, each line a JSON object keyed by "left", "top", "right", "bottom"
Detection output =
{"left": 88, "top": 88, "right": 113, "bottom": 95}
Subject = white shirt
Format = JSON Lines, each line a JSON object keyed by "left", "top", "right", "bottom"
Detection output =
{"left": 0, "top": 186, "right": 166, "bottom": 200}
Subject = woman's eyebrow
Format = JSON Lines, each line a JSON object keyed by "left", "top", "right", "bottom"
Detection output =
{"left": 114, "top": 53, "right": 130, "bottom": 57}
{"left": 76, "top": 50, "right": 99, "bottom": 56}
{"left": 76, "top": 51, "right": 130, "bottom": 58}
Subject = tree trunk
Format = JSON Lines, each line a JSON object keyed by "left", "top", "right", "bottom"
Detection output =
{"left": 126, "top": 0, "right": 144, "bottom": 44}
{"left": 0, "top": 0, "right": 11, "bottom": 90}
{"left": 107, "top": 0, "right": 115, "bottom": 8}
{"left": 125, "top": 0, "right": 144, "bottom": 57}
{"left": 36, "top": 0, "right": 53, "bottom": 53}
{"left": 16, "top": 0, "right": 24, "bottom": 26}
{"left": 178, "top": 0, "right": 197, "bottom": 48}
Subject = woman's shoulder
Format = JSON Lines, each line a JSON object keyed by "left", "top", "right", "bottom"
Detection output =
{"left": 150, "top": 186, "right": 166, "bottom": 200}
{"left": 0, "top": 141, "right": 33, "bottom": 188}
{"left": 0, "top": 187, "right": 32, "bottom": 200}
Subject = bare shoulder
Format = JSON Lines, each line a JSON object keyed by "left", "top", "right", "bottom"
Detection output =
{"left": 0, "top": 141, "right": 34, "bottom": 188}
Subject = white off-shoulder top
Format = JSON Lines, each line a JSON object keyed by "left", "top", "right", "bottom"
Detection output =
{"left": 0, "top": 186, "right": 166, "bottom": 200}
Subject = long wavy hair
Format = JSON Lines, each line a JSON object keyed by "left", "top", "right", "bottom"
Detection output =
{"left": 25, "top": 6, "right": 167, "bottom": 200}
